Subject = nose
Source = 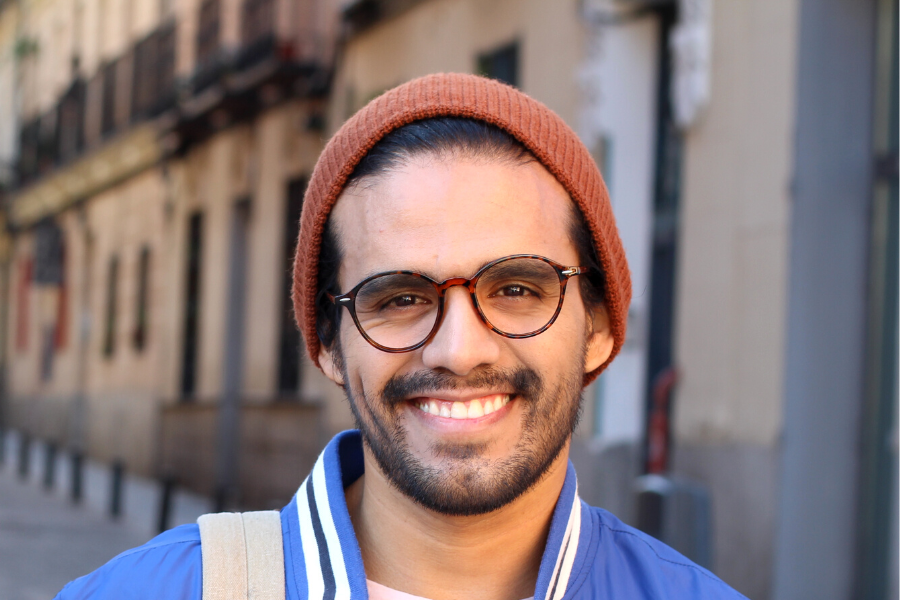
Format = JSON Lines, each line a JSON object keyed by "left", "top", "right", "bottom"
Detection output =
{"left": 421, "top": 285, "right": 501, "bottom": 376}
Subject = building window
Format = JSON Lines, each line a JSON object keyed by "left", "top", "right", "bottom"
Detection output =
{"left": 33, "top": 219, "right": 68, "bottom": 356}
{"left": 15, "top": 258, "right": 32, "bottom": 352}
{"left": 132, "top": 32, "right": 159, "bottom": 120}
{"left": 100, "top": 60, "right": 118, "bottom": 137}
{"left": 477, "top": 42, "right": 520, "bottom": 88}
{"left": 17, "top": 119, "right": 40, "bottom": 185}
{"left": 155, "top": 23, "right": 177, "bottom": 112}
{"left": 132, "top": 22, "right": 177, "bottom": 120}
{"left": 103, "top": 255, "right": 119, "bottom": 357}
{"left": 277, "top": 179, "right": 305, "bottom": 396}
{"left": 54, "top": 239, "right": 68, "bottom": 350}
{"left": 133, "top": 246, "right": 151, "bottom": 351}
{"left": 58, "top": 79, "right": 86, "bottom": 162}
{"left": 241, "top": 0, "right": 274, "bottom": 46}
{"left": 181, "top": 212, "right": 204, "bottom": 399}
{"left": 196, "top": 0, "right": 222, "bottom": 68}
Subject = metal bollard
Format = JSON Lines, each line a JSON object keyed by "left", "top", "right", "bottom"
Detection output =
{"left": 634, "top": 474, "right": 712, "bottom": 569}
{"left": 43, "top": 442, "right": 57, "bottom": 491}
{"left": 109, "top": 460, "right": 125, "bottom": 518}
{"left": 17, "top": 434, "right": 30, "bottom": 480}
{"left": 157, "top": 476, "right": 176, "bottom": 533}
{"left": 71, "top": 451, "right": 83, "bottom": 503}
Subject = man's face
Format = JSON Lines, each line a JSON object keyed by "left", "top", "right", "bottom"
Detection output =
{"left": 321, "top": 155, "right": 614, "bottom": 515}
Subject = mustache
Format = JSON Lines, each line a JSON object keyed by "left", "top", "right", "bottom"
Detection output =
{"left": 380, "top": 366, "right": 543, "bottom": 406}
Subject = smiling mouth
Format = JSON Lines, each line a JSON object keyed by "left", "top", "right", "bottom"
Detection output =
{"left": 412, "top": 393, "right": 512, "bottom": 420}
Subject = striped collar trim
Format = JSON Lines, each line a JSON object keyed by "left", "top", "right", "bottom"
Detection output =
{"left": 534, "top": 463, "right": 583, "bottom": 600}
{"left": 291, "top": 431, "right": 584, "bottom": 600}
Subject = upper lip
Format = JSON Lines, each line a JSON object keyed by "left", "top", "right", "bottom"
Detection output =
{"left": 405, "top": 391, "right": 514, "bottom": 403}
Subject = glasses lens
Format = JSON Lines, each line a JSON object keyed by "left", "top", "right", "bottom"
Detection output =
{"left": 475, "top": 257, "right": 562, "bottom": 336}
{"left": 354, "top": 273, "right": 440, "bottom": 349}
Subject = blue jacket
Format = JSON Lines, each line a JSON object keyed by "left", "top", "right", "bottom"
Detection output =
{"left": 56, "top": 430, "right": 746, "bottom": 599}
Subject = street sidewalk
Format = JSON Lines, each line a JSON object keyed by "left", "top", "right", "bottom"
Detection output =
{"left": 0, "top": 460, "right": 152, "bottom": 600}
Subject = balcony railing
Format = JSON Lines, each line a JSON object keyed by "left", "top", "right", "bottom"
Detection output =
{"left": 11, "top": 0, "right": 332, "bottom": 188}
{"left": 13, "top": 21, "right": 178, "bottom": 188}
{"left": 132, "top": 21, "right": 178, "bottom": 120}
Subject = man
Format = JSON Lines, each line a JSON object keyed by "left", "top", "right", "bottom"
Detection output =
{"left": 56, "top": 74, "right": 744, "bottom": 599}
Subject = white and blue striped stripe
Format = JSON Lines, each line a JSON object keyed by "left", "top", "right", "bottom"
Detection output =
{"left": 295, "top": 453, "right": 352, "bottom": 600}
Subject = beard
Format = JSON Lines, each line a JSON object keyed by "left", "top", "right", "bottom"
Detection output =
{"left": 337, "top": 340, "right": 587, "bottom": 516}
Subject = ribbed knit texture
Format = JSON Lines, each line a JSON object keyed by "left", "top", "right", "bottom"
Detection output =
{"left": 293, "top": 73, "right": 631, "bottom": 384}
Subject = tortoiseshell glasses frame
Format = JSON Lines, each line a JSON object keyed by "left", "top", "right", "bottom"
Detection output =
{"left": 327, "top": 254, "right": 590, "bottom": 353}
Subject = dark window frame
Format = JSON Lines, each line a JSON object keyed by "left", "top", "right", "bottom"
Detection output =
{"left": 477, "top": 41, "right": 520, "bottom": 88}
{"left": 133, "top": 246, "right": 151, "bottom": 351}
{"left": 100, "top": 59, "right": 119, "bottom": 137}
{"left": 277, "top": 178, "right": 305, "bottom": 396}
{"left": 103, "top": 255, "right": 119, "bottom": 357}
{"left": 196, "top": 0, "right": 222, "bottom": 68}
{"left": 181, "top": 212, "right": 204, "bottom": 399}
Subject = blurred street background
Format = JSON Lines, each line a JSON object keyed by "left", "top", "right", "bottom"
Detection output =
{"left": 0, "top": 448, "right": 150, "bottom": 600}
{"left": 0, "top": 0, "right": 896, "bottom": 598}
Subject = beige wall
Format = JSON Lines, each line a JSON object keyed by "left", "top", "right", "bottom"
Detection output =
{"left": 5, "top": 166, "right": 170, "bottom": 472}
{"left": 168, "top": 100, "right": 351, "bottom": 429}
{"left": 85, "top": 169, "right": 169, "bottom": 397}
{"left": 331, "top": 0, "right": 584, "bottom": 132}
{"left": 673, "top": 0, "right": 800, "bottom": 448}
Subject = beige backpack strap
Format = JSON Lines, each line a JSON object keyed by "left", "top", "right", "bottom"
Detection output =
{"left": 242, "top": 511, "right": 286, "bottom": 600}
{"left": 197, "top": 510, "right": 285, "bottom": 600}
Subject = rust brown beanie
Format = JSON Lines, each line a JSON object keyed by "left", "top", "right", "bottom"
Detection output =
{"left": 293, "top": 72, "right": 631, "bottom": 385}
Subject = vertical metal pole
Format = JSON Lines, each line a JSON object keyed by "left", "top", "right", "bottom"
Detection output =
{"left": 157, "top": 475, "right": 176, "bottom": 533}
{"left": 109, "top": 459, "right": 124, "bottom": 517}
{"left": 71, "top": 450, "right": 83, "bottom": 503}
{"left": 17, "top": 433, "right": 29, "bottom": 480}
{"left": 43, "top": 441, "right": 57, "bottom": 490}
{"left": 216, "top": 199, "right": 250, "bottom": 510}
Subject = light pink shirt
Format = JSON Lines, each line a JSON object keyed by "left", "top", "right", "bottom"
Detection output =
{"left": 367, "top": 579, "right": 534, "bottom": 600}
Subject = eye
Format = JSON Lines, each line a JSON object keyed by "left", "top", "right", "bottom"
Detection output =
{"left": 494, "top": 284, "right": 537, "bottom": 298}
{"left": 384, "top": 294, "right": 430, "bottom": 308}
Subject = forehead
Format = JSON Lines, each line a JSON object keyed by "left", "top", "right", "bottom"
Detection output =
{"left": 330, "top": 156, "right": 577, "bottom": 283}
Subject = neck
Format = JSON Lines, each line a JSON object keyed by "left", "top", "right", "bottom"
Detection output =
{"left": 344, "top": 444, "right": 570, "bottom": 600}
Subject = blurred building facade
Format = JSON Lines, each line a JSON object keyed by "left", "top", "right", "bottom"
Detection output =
{"left": 0, "top": 0, "right": 350, "bottom": 509}
{"left": 0, "top": 0, "right": 895, "bottom": 598}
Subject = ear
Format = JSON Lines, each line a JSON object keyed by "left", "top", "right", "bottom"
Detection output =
{"left": 584, "top": 304, "right": 615, "bottom": 374}
{"left": 318, "top": 343, "right": 345, "bottom": 387}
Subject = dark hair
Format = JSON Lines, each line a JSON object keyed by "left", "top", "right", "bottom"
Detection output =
{"left": 315, "top": 117, "right": 605, "bottom": 349}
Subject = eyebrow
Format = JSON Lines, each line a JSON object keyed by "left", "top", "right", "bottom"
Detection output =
{"left": 356, "top": 258, "right": 498, "bottom": 283}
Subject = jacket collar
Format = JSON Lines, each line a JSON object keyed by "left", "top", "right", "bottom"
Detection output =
{"left": 285, "top": 430, "right": 583, "bottom": 600}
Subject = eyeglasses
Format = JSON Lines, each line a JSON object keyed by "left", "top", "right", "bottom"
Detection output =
{"left": 328, "top": 254, "right": 589, "bottom": 353}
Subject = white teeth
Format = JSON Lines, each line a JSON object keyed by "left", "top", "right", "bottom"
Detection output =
{"left": 415, "top": 394, "right": 512, "bottom": 418}
{"left": 467, "top": 401, "right": 484, "bottom": 418}
{"left": 450, "top": 402, "right": 468, "bottom": 419}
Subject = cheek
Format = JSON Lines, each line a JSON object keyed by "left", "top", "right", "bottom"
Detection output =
{"left": 338, "top": 320, "right": 411, "bottom": 400}
{"left": 505, "top": 298, "right": 590, "bottom": 374}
